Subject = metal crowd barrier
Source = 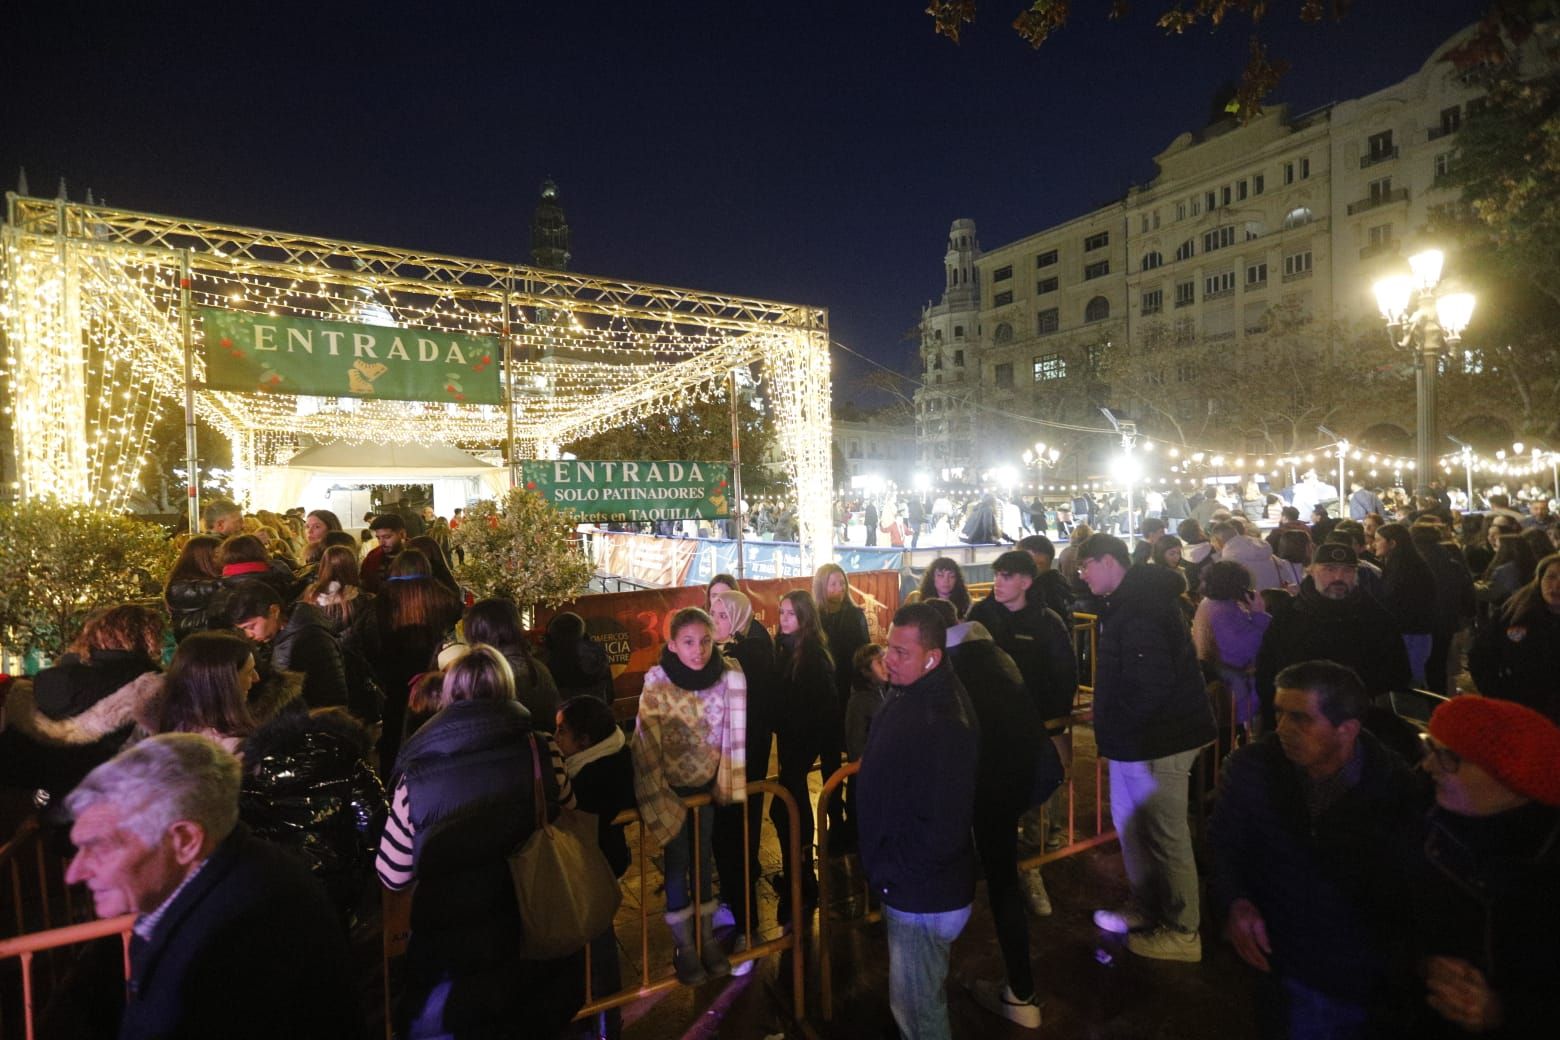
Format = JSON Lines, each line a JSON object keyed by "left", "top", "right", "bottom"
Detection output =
{"left": 383, "top": 779, "right": 807, "bottom": 1039}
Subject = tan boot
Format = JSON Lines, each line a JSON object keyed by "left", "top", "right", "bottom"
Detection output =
{"left": 666, "top": 905, "right": 707, "bottom": 985}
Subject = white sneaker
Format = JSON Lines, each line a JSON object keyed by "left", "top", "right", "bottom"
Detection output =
{"left": 971, "top": 978, "right": 1042, "bottom": 1029}
{"left": 1127, "top": 927, "right": 1203, "bottom": 962}
{"left": 1092, "top": 906, "right": 1149, "bottom": 934}
{"left": 729, "top": 933, "right": 755, "bottom": 977}
{"left": 1020, "top": 867, "right": 1052, "bottom": 917}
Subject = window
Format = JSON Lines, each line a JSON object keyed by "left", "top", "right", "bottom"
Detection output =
{"left": 1142, "top": 251, "right": 1163, "bottom": 270}
{"left": 1176, "top": 201, "right": 1187, "bottom": 221}
{"left": 1284, "top": 161, "right": 1295, "bottom": 185}
{"left": 1084, "top": 260, "right": 1109, "bottom": 280}
{"left": 1084, "top": 231, "right": 1110, "bottom": 251}
{"left": 1283, "top": 206, "right": 1314, "bottom": 229}
{"left": 1033, "top": 353, "right": 1066, "bottom": 381}
{"left": 1203, "top": 226, "right": 1236, "bottom": 252}
{"left": 1036, "top": 250, "right": 1058, "bottom": 268}
{"left": 1245, "top": 221, "right": 1265, "bottom": 241}
{"left": 1283, "top": 250, "right": 1313, "bottom": 277}
{"left": 1037, "top": 308, "right": 1059, "bottom": 335}
{"left": 1367, "top": 130, "right": 1394, "bottom": 160}
{"left": 1300, "top": 157, "right": 1311, "bottom": 179}
{"left": 1174, "top": 317, "right": 1195, "bottom": 345}
{"left": 1369, "top": 177, "right": 1393, "bottom": 203}
{"left": 1141, "top": 289, "right": 1163, "bottom": 315}
{"left": 1204, "top": 270, "right": 1236, "bottom": 297}
{"left": 1205, "top": 190, "right": 1217, "bottom": 211}
{"left": 953, "top": 349, "right": 964, "bottom": 366}
{"left": 994, "top": 362, "right": 1014, "bottom": 387}
{"left": 1245, "top": 302, "right": 1270, "bottom": 334}
{"left": 1253, "top": 173, "right": 1265, "bottom": 195}
{"left": 1237, "top": 179, "right": 1248, "bottom": 201}
{"left": 993, "top": 322, "right": 1013, "bottom": 343}
{"left": 1085, "top": 296, "right": 1110, "bottom": 322}
{"left": 932, "top": 353, "right": 943, "bottom": 370}
{"left": 1191, "top": 197, "right": 1202, "bottom": 216}
{"left": 954, "top": 325, "right": 965, "bottom": 338}
{"left": 1153, "top": 211, "right": 1161, "bottom": 229}
{"left": 1036, "top": 276, "right": 1059, "bottom": 295}
{"left": 1222, "top": 185, "right": 1232, "bottom": 206}
{"left": 1438, "top": 105, "right": 1462, "bottom": 136}
{"left": 993, "top": 290, "right": 1014, "bottom": 306}
{"left": 1435, "top": 152, "right": 1453, "bottom": 180}
{"left": 1368, "top": 223, "right": 1393, "bottom": 248}
{"left": 1175, "top": 281, "right": 1195, "bottom": 307}
{"left": 1246, "top": 262, "right": 1268, "bottom": 287}
{"left": 1176, "top": 362, "right": 1199, "bottom": 383}
{"left": 993, "top": 264, "right": 1013, "bottom": 282}
{"left": 1175, "top": 239, "right": 1195, "bottom": 262}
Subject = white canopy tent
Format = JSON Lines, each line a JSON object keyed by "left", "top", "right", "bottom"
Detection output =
{"left": 254, "top": 442, "right": 510, "bottom": 520}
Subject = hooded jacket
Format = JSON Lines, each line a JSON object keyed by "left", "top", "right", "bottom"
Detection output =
{"left": 945, "top": 621, "right": 1044, "bottom": 813}
{"left": 1219, "top": 534, "right": 1290, "bottom": 592}
{"left": 1092, "top": 563, "right": 1216, "bottom": 762}
{"left": 267, "top": 602, "right": 349, "bottom": 709}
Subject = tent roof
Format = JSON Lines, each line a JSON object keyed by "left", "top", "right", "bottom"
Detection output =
{"left": 282, "top": 442, "right": 498, "bottom": 474}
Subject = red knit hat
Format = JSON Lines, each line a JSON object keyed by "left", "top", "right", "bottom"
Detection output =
{"left": 1428, "top": 695, "right": 1560, "bottom": 807}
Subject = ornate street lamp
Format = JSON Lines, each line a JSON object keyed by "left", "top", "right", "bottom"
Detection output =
{"left": 1373, "top": 249, "right": 1475, "bottom": 485}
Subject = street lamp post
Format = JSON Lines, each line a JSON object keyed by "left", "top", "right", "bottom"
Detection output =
{"left": 1373, "top": 250, "right": 1475, "bottom": 486}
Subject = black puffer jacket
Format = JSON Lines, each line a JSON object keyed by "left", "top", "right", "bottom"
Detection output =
{"left": 1092, "top": 563, "right": 1216, "bottom": 762}
{"left": 1377, "top": 549, "right": 1439, "bottom": 635}
{"left": 166, "top": 578, "right": 225, "bottom": 640}
{"left": 945, "top": 622, "right": 1044, "bottom": 814}
{"left": 239, "top": 708, "right": 387, "bottom": 921}
{"left": 820, "top": 597, "right": 870, "bottom": 703}
{"left": 967, "top": 595, "right": 1078, "bottom": 721}
{"left": 265, "top": 603, "right": 350, "bottom": 709}
{"left": 1468, "top": 602, "right": 1560, "bottom": 723}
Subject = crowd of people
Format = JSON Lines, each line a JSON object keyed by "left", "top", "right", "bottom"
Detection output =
{"left": 0, "top": 484, "right": 1556, "bottom": 1040}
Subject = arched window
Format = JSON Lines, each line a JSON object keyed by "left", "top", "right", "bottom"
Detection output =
{"left": 1174, "top": 239, "right": 1195, "bottom": 262}
{"left": 993, "top": 322, "right": 1014, "bottom": 343}
{"left": 1283, "top": 207, "right": 1314, "bottom": 229}
{"left": 1142, "top": 250, "right": 1163, "bottom": 270}
{"left": 1085, "top": 296, "right": 1110, "bottom": 322}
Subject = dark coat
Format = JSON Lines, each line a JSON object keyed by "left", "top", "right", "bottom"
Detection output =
{"left": 119, "top": 825, "right": 363, "bottom": 1040}
{"left": 1208, "top": 733, "right": 1425, "bottom": 1003}
{"left": 267, "top": 602, "right": 350, "bottom": 709}
{"left": 1256, "top": 579, "right": 1412, "bottom": 728}
{"left": 1403, "top": 803, "right": 1560, "bottom": 1039}
{"left": 724, "top": 630, "right": 777, "bottom": 780}
{"left": 543, "top": 634, "right": 616, "bottom": 705}
{"left": 819, "top": 597, "right": 870, "bottom": 702}
{"left": 1468, "top": 602, "right": 1560, "bottom": 723}
{"left": 857, "top": 662, "right": 979, "bottom": 913}
{"left": 1025, "top": 570, "right": 1076, "bottom": 633}
{"left": 1377, "top": 549, "right": 1439, "bottom": 635}
{"left": 494, "top": 645, "right": 561, "bottom": 734}
{"left": 165, "top": 578, "right": 225, "bottom": 640}
{"left": 1092, "top": 564, "right": 1216, "bottom": 762}
{"left": 967, "top": 594, "right": 1078, "bottom": 722}
{"left": 945, "top": 623, "right": 1044, "bottom": 814}
{"left": 567, "top": 738, "right": 635, "bottom": 878}
{"left": 1420, "top": 541, "right": 1476, "bottom": 636}
{"left": 392, "top": 697, "right": 582, "bottom": 1037}
{"left": 239, "top": 708, "right": 387, "bottom": 921}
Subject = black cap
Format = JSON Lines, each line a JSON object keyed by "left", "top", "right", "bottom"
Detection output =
{"left": 1312, "top": 542, "right": 1358, "bottom": 567}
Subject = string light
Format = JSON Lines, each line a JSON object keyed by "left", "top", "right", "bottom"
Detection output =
{"left": 2, "top": 196, "right": 836, "bottom": 568}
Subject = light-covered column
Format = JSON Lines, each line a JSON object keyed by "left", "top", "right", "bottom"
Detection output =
{"left": 768, "top": 322, "right": 833, "bottom": 573}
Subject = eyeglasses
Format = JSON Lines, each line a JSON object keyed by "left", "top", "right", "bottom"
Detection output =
{"left": 1418, "top": 732, "right": 1461, "bottom": 773}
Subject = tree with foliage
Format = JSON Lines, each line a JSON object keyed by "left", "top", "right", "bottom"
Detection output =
{"left": 0, "top": 500, "right": 175, "bottom": 666}
{"left": 449, "top": 488, "right": 594, "bottom": 608}
{"left": 138, "top": 410, "right": 235, "bottom": 512}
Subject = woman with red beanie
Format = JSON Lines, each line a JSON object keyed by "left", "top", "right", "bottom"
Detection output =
{"left": 1405, "top": 695, "right": 1560, "bottom": 1038}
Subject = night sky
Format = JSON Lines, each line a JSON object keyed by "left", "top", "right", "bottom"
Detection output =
{"left": 3, "top": 1, "right": 1488, "bottom": 399}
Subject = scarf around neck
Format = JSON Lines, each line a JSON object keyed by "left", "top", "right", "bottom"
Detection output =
{"left": 659, "top": 643, "right": 726, "bottom": 691}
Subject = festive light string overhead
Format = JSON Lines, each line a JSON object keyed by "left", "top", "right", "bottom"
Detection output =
{"left": 1, "top": 196, "right": 836, "bottom": 568}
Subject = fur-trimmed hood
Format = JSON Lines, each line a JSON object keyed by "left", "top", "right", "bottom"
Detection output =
{"left": 4, "top": 667, "right": 306, "bottom": 747}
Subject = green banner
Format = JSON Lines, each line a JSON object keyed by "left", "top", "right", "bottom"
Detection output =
{"left": 521, "top": 460, "right": 734, "bottom": 522}
{"left": 200, "top": 308, "right": 502, "bottom": 405}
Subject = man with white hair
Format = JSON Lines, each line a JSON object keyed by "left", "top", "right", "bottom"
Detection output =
{"left": 65, "top": 734, "right": 362, "bottom": 1039}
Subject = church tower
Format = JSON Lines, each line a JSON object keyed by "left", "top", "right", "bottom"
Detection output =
{"left": 530, "top": 178, "right": 572, "bottom": 270}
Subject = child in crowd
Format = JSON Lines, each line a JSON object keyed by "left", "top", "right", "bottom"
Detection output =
{"left": 631, "top": 608, "right": 746, "bottom": 985}
{"left": 843, "top": 643, "right": 889, "bottom": 762}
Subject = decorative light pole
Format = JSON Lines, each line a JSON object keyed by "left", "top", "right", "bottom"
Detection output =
{"left": 1373, "top": 249, "right": 1476, "bottom": 486}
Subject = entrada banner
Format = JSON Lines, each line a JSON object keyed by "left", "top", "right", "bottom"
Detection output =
{"left": 521, "top": 460, "right": 733, "bottom": 522}
{"left": 200, "top": 308, "right": 503, "bottom": 405}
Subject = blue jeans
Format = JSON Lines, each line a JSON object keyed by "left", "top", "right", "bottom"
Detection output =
{"left": 1258, "top": 974, "right": 1370, "bottom": 1040}
{"left": 883, "top": 903, "right": 972, "bottom": 1040}
{"left": 662, "top": 798, "right": 714, "bottom": 912}
{"left": 1108, "top": 748, "right": 1202, "bottom": 934}
{"left": 1402, "top": 633, "right": 1432, "bottom": 688}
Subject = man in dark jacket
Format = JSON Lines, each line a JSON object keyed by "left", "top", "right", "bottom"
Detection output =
{"left": 63, "top": 734, "right": 362, "bottom": 1040}
{"left": 1209, "top": 660, "right": 1425, "bottom": 1038}
{"left": 943, "top": 615, "right": 1047, "bottom": 1028}
{"left": 1017, "top": 534, "right": 1077, "bottom": 629}
{"left": 360, "top": 513, "right": 408, "bottom": 594}
{"left": 1077, "top": 533, "right": 1216, "bottom": 962}
{"left": 858, "top": 603, "right": 979, "bottom": 1040}
{"left": 1255, "top": 542, "right": 1412, "bottom": 732}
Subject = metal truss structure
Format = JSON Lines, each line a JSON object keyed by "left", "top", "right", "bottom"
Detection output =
{"left": 0, "top": 194, "right": 834, "bottom": 568}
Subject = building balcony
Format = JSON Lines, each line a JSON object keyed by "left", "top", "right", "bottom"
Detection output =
{"left": 1281, "top": 268, "right": 1313, "bottom": 284}
{"left": 1427, "top": 124, "right": 1457, "bottom": 142}
{"left": 1204, "top": 287, "right": 1235, "bottom": 301}
{"left": 1347, "top": 187, "right": 1410, "bottom": 215}
{"left": 1360, "top": 146, "right": 1400, "bottom": 169}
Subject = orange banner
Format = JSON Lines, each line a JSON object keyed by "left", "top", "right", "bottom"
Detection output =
{"left": 537, "top": 571, "right": 902, "bottom": 707}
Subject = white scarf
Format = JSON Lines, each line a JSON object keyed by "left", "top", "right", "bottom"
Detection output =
{"left": 563, "top": 724, "right": 626, "bottom": 778}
